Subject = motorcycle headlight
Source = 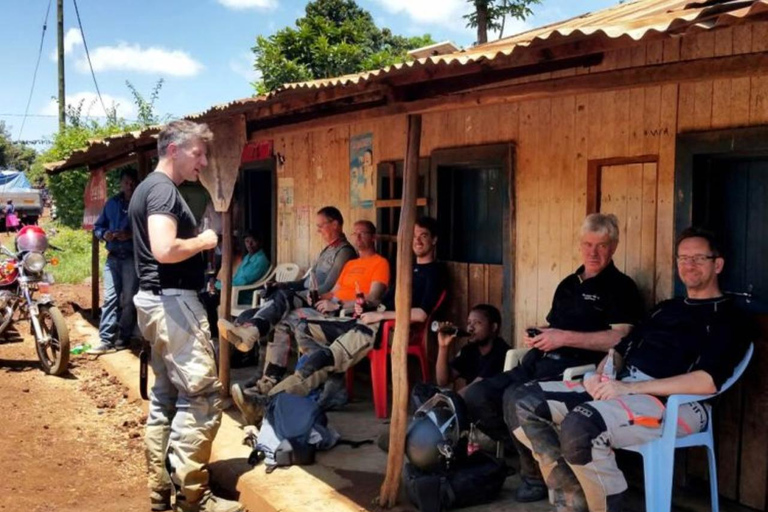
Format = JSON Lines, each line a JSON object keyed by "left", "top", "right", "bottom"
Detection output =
{"left": 23, "top": 252, "right": 46, "bottom": 273}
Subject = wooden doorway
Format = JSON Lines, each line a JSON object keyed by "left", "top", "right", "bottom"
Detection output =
{"left": 587, "top": 156, "right": 659, "bottom": 308}
{"left": 430, "top": 144, "right": 514, "bottom": 338}
{"left": 677, "top": 127, "right": 768, "bottom": 511}
{"left": 240, "top": 159, "right": 276, "bottom": 263}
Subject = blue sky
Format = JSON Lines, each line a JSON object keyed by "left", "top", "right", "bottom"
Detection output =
{"left": 0, "top": 0, "right": 618, "bottom": 147}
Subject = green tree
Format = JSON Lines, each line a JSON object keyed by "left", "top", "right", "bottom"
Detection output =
{"left": 0, "top": 121, "right": 36, "bottom": 174}
{"left": 464, "top": 0, "right": 540, "bottom": 44}
{"left": 126, "top": 79, "right": 167, "bottom": 128}
{"left": 252, "top": 0, "right": 434, "bottom": 94}
{"left": 32, "top": 81, "right": 167, "bottom": 228}
{"left": 35, "top": 101, "right": 133, "bottom": 228}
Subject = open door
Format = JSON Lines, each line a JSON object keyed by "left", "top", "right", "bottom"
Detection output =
{"left": 691, "top": 156, "right": 768, "bottom": 510}
{"left": 430, "top": 144, "right": 514, "bottom": 338}
{"left": 240, "top": 159, "right": 276, "bottom": 263}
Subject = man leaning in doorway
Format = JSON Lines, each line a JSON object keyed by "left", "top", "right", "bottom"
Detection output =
{"left": 129, "top": 120, "right": 243, "bottom": 512}
{"left": 463, "top": 213, "right": 644, "bottom": 503}
{"left": 88, "top": 168, "right": 139, "bottom": 355}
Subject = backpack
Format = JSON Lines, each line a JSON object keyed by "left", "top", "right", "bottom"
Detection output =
{"left": 404, "top": 451, "right": 507, "bottom": 512}
{"left": 248, "top": 393, "right": 340, "bottom": 472}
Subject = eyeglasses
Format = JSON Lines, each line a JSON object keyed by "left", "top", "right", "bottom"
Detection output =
{"left": 676, "top": 254, "right": 717, "bottom": 265}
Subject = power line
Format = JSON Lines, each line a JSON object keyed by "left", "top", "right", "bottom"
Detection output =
{"left": 17, "top": 0, "right": 54, "bottom": 142}
{"left": 71, "top": 0, "right": 109, "bottom": 118}
{"left": 2, "top": 112, "right": 139, "bottom": 122}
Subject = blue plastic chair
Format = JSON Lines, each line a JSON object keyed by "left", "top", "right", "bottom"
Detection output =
{"left": 622, "top": 342, "right": 754, "bottom": 512}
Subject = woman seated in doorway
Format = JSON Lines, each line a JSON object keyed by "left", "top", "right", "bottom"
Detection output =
{"left": 204, "top": 232, "right": 270, "bottom": 341}
{"left": 215, "top": 231, "right": 270, "bottom": 305}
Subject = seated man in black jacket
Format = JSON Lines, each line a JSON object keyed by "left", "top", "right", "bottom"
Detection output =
{"left": 463, "top": 213, "right": 644, "bottom": 502}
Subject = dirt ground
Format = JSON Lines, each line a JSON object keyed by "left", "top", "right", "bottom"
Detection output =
{"left": 0, "top": 285, "right": 148, "bottom": 512}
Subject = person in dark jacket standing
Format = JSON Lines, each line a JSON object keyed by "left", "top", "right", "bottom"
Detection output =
{"left": 88, "top": 169, "right": 139, "bottom": 354}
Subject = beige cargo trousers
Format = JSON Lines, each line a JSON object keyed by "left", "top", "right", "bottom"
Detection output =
{"left": 134, "top": 289, "right": 222, "bottom": 508}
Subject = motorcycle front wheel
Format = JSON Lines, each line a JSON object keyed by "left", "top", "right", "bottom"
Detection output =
{"left": 35, "top": 305, "right": 70, "bottom": 376}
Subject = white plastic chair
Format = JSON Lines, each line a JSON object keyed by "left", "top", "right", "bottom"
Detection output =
{"left": 622, "top": 342, "right": 754, "bottom": 512}
{"left": 504, "top": 348, "right": 596, "bottom": 381}
{"left": 230, "top": 262, "right": 301, "bottom": 318}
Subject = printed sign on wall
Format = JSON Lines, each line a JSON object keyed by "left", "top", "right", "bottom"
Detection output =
{"left": 350, "top": 132, "right": 374, "bottom": 209}
{"left": 82, "top": 167, "right": 107, "bottom": 230}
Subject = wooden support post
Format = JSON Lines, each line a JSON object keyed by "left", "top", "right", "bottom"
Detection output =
{"left": 218, "top": 207, "right": 234, "bottom": 396}
{"left": 379, "top": 114, "right": 422, "bottom": 508}
{"left": 137, "top": 150, "right": 152, "bottom": 180}
{"left": 91, "top": 232, "right": 99, "bottom": 320}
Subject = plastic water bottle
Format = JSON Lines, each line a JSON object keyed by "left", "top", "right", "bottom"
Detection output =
{"left": 70, "top": 343, "right": 92, "bottom": 355}
{"left": 467, "top": 423, "right": 480, "bottom": 456}
{"left": 601, "top": 348, "right": 616, "bottom": 382}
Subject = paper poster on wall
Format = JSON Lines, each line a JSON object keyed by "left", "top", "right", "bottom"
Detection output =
{"left": 279, "top": 210, "right": 294, "bottom": 246}
{"left": 296, "top": 205, "right": 311, "bottom": 242}
{"left": 278, "top": 177, "right": 294, "bottom": 209}
{"left": 82, "top": 167, "right": 107, "bottom": 230}
{"left": 350, "top": 132, "right": 374, "bottom": 209}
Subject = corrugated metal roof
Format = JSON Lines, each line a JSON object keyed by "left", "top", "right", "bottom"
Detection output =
{"left": 44, "top": 127, "right": 159, "bottom": 173}
{"left": 48, "top": 0, "right": 768, "bottom": 172}
{"left": 281, "top": 0, "right": 768, "bottom": 91}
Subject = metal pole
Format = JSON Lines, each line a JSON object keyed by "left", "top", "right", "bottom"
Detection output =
{"left": 57, "top": 0, "right": 65, "bottom": 130}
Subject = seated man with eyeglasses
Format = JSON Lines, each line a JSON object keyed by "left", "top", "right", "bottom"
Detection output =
{"left": 510, "top": 227, "right": 753, "bottom": 512}
{"left": 224, "top": 219, "right": 389, "bottom": 397}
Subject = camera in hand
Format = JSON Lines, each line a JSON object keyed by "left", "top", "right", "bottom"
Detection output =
{"left": 431, "top": 321, "right": 470, "bottom": 337}
{"left": 526, "top": 327, "right": 542, "bottom": 337}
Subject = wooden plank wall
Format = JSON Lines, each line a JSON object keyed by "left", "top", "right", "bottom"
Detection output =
{"left": 245, "top": 20, "right": 768, "bottom": 510}
{"left": 599, "top": 162, "right": 659, "bottom": 309}
{"left": 251, "top": 21, "right": 768, "bottom": 349}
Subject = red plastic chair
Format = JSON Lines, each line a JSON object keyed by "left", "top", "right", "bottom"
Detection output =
{"left": 346, "top": 291, "right": 447, "bottom": 418}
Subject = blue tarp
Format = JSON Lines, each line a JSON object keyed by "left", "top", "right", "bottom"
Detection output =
{"left": 0, "top": 170, "right": 33, "bottom": 192}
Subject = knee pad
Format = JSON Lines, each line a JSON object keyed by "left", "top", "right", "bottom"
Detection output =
{"left": 513, "top": 383, "right": 551, "bottom": 423}
{"left": 560, "top": 404, "right": 606, "bottom": 466}
{"left": 298, "top": 348, "right": 334, "bottom": 378}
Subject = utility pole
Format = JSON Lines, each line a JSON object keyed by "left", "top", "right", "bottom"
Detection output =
{"left": 57, "top": 0, "right": 65, "bottom": 130}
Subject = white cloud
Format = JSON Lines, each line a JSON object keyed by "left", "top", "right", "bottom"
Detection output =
{"left": 217, "top": 0, "right": 277, "bottom": 10}
{"left": 49, "top": 27, "right": 83, "bottom": 61}
{"left": 75, "top": 43, "right": 204, "bottom": 77}
{"left": 370, "top": 0, "right": 531, "bottom": 40}
{"left": 229, "top": 52, "right": 261, "bottom": 82}
{"left": 41, "top": 92, "right": 135, "bottom": 119}
{"left": 370, "top": 0, "right": 467, "bottom": 32}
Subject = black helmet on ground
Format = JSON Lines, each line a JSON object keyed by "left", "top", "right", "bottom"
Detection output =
{"left": 405, "top": 393, "right": 467, "bottom": 472}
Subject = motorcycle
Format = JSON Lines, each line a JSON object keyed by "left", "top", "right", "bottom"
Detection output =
{"left": 0, "top": 225, "right": 69, "bottom": 375}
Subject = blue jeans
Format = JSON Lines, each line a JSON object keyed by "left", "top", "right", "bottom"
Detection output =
{"left": 99, "top": 255, "right": 138, "bottom": 345}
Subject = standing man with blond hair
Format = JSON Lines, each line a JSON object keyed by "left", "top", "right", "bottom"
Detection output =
{"left": 129, "top": 120, "right": 244, "bottom": 512}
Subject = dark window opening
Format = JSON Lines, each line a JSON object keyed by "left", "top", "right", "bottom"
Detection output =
{"left": 375, "top": 159, "right": 429, "bottom": 263}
